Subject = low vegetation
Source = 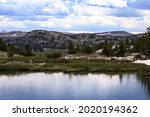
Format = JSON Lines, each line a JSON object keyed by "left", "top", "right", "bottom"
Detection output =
{"left": 46, "top": 50, "right": 62, "bottom": 59}
{"left": 0, "top": 55, "right": 150, "bottom": 76}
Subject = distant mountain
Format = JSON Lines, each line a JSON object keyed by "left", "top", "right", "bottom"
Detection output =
{"left": 95, "top": 31, "right": 133, "bottom": 37}
{"left": 0, "top": 30, "right": 141, "bottom": 50}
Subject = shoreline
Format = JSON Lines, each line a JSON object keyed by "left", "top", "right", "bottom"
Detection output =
{"left": 0, "top": 56, "right": 150, "bottom": 77}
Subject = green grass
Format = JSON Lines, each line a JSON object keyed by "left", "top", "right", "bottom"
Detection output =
{"left": 0, "top": 56, "right": 150, "bottom": 75}
{"left": 0, "top": 64, "right": 31, "bottom": 71}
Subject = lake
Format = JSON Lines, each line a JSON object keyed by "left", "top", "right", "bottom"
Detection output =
{"left": 0, "top": 72, "right": 150, "bottom": 100}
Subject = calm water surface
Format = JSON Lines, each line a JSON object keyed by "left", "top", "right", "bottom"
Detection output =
{"left": 0, "top": 72, "right": 150, "bottom": 100}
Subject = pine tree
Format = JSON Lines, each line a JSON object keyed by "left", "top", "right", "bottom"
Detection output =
{"left": 135, "top": 26, "right": 150, "bottom": 55}
{"left": 117, "top": 41, "right": 126, "bottom": 56}
{"left": 102, "top": 41, "right": 113, "bottom": 56}
{"left": 0, "top": 38, "right": 7, "bottom": 51}
{"left": 81, "top": 44, "right": 94, "bottom": 54}
{"left": 68, "top": 41, "right": 76, "bottom": 54}
{"left": 24, "top": 44, "right": 32, "bottom": 56}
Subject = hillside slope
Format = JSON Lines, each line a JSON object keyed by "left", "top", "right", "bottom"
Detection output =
{"left": 0, "top": 30, "right": 139, "bottom": 50}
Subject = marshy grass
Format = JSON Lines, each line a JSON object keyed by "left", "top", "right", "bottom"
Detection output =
{"left": 0, "top": 56, "right": 150, "bottom": 75}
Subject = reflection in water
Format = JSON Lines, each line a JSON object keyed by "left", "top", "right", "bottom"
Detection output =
{"left": 136, "top": 75, "right": 150, "bottom": 97}
{"left": 0, "top": 72, "right": 150, "bottom": 100}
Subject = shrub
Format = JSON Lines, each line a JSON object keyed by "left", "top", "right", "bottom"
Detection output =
{"left": 81, "top": 44, "right": 94, "bottom": 54}
{"left": 46, "top": 50, "right": 62, "bottom": 59}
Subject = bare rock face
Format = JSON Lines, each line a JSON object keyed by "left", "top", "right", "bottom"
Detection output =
{"left": 0, "top": 30, "right": 140, "bottom": 50}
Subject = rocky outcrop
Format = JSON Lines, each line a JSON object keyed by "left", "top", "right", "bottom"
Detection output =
{"left": 63, "top": 53, "right": 147, "bottom": 62}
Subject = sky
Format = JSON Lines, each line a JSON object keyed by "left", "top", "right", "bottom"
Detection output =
{"left": 0, "top": 0, "right": 150, "bottom": 33}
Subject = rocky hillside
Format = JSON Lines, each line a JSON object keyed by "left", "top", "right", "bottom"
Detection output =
{"left": 0, "top": 30, "right": 140, "bottom": 50}
{"left": 0, "top": 31, "right": 26, "bottom": 40}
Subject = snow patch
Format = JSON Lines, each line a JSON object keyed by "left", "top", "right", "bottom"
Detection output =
{"left": 134, "top": 60, "right": 150, "bottom": 66}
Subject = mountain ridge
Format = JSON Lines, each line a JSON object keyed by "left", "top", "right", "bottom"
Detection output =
{"left": 0, "top": 30, "right": 142, "bottom": 50}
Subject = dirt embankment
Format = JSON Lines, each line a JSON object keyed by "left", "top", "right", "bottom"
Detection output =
{"left": 0, "top": 51, "right": 8, "bottom": 59}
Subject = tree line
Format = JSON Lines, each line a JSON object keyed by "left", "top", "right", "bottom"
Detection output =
{"left": 0, "top": 38, "right": 32, "bottom": 57}
{"left": 68, "top": 26, "right": 150, "bottom": 57}
{"left": 134, "top": 27, "right": 150, "bottom": 55}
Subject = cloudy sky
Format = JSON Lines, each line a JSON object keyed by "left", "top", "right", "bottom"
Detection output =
{"left": 0, "top": 0, "right": 150, "bottom": 33}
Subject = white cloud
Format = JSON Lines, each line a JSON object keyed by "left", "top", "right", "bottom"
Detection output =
{"left": 143, "top": 16, "right": 150, "bottom": 28}
{"left": 0, "top": 16, "right": 10, "bottom": 21}
{"left": 0, "top": 21, "right": 25, "bottom": 28}
{"left": 42, "top": 0, "right": 69, "bottom": 14}
{"left": 0, "top": 0, "right": 7, "bottom": 3}
{"left": 119, "top": 18, "right": 141, "bottom": 28}
{"left": 39, "top": 17, "right": 73, "bottom": 29}
{"left": 0, "top": 16, "right": 26, "bottom": 28}
{"left": 0, "top": 0, "right": 70, "bottom": 16}
{"left": 39, "top": 22, "right": 55, "bottom": 27}
{"left": 0, "top": 20, "right": 26, "bottom": 28}
{"left": 0, "top": 0, "right": 149, "bottom": 32}
{"left": 73, "top": 3, "right": 112, "bottom": 16}
{"left": 39, "top": 15, "right": 118, "bottom": 30}
{"left": 86, "top": 0, "right": 127, "bottom": 8}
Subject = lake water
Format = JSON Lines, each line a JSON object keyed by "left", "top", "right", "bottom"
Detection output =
{"left": 0, "top": 72, "right": 150, "bottom": 100}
